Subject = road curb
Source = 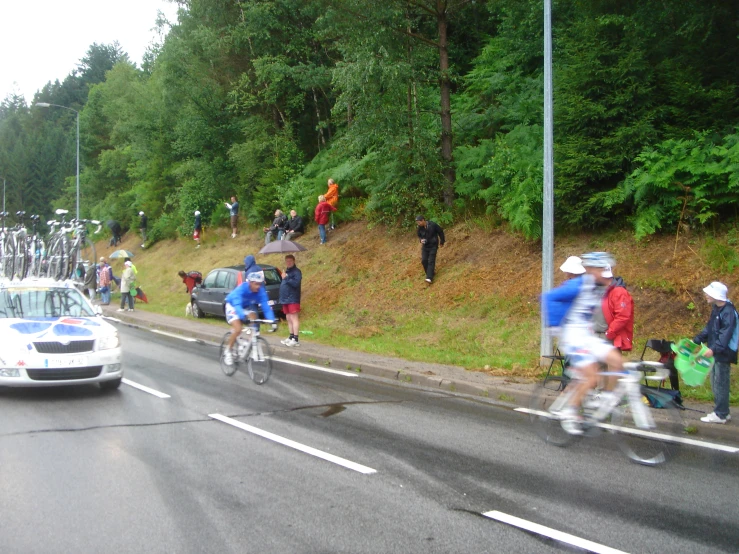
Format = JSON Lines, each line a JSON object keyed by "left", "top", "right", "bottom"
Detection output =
{"left": 107, "top": 308, "right": 739, "bottom": 448}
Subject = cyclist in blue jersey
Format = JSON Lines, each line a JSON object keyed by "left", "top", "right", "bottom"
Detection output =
{"left": 223, "top": 272, "right": 276, "bottom": 365}
{"left": 544, "top": 252, "right": 624, "bottom": 434}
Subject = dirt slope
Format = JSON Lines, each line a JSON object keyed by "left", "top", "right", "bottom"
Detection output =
{"left": 100, "top": 220, "right": 738, "bottom": 376}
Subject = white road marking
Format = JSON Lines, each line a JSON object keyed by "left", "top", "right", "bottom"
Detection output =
{"left": 122, "top": 378, "right": 171, "bottom": 399}
{"left": 515, "top": 407, "right": 739, "bottom": 453}
{"left": 482, "top": 510, "right": 628, "bottom": 554}
{"left": 271, "top": 357, "right": 358, "bottom": 377}
{"left": 103, "top": 316, "right": 122, "bottom": 322}
{"left": 209, "top": 413, "right": 376, "bottom": 474}
{"left": 151, "top": 329, "right": 197, "bottom": 342}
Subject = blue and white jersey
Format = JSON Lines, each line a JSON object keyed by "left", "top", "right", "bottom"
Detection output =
{"left": 560, "top": 273, "right": 599, "bottom": 344}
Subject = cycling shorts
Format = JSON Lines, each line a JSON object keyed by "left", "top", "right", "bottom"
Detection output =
{"left": 561, "top": 333, "right": 615, "bottom": 368}
{"left": 225, "top": 302, "right": 256, "bottom": 324}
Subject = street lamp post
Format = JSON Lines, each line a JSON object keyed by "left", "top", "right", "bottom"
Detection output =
{"left": 35, "top": 103, "right": 80, "bottom": 220}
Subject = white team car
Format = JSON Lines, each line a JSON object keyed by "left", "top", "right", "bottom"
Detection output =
{"left": 0, "top": 279, "right": 123, "bottom": 390}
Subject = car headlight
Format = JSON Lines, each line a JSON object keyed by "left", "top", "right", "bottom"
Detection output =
{"left": 98, "top": 334, "right": 120, "bottom": 350}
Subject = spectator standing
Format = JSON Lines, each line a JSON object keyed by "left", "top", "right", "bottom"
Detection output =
{"left": 98, "top": 257, "right": 112, "bottom": 305}
{"left": 279, "top": 254, "right": 302, "bottom": 347}
{"left": 178, "top": 270, "right": 203, "bottom": 294}
{"left": 194, "top": 210, "right": 202, "bottom": 248}
{"left": 415, "top": 215, "right": 445, "bottom": 283}
{"left": 559, "top": 256, "right": 585, "bottom": 280}
{"left": 118, "top": 261, "right": 136, "bottom": 312}
{"left": 693, "top": 282, "right": 738, "bottom": 424}
{"left": 592, "top": 265, "right": 634, "bottom": 352}
{"left": 107, "top": 220, "right": 122, "bottom": 246}
{"left": 83, "top": 262, "right": 97, "bottom": 301}
{"left": 314, "top": 195, "right": 336, "bottom": 245}
{"left": 263, "top": 210, "right": 287, "bottom": 244}
{"left": 284, "top": 210, "right": 304, "bottom": 239}
{"left": 225, "top": 196, "right": 239, "bottom": 238}
{"left": 243, "top": 254, "right": 263, "bottom": 281}
{"left": 324, "top": 178, "right": 339, "bottom": 230}
{"left": 139, "top": 211, "right": 148, "bottom": 247}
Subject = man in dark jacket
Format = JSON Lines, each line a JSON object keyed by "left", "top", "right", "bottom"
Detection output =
{"left": 139, "top": 211, "right": 148, "bottom": 247}
{"left": 107, "top": 220, "right": 122, "bottom": 246}
{"left": 263, "top": 210, "right": 288, "bottom": 244}
{"left": 694, "top": 281, "right": 738, "bottom": 424}
{"left": 279, "top": 254, "right": 302, "bottom": 347}
{"left": 284, "top": 210, "right": 304, "bottom": 239}
{"left": 415, "top": 215, "right": 445, "bottom": 283}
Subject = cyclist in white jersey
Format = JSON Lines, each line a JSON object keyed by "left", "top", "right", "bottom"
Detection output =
{"left": 558, "top": 252, "right": 624, "bottom": 433}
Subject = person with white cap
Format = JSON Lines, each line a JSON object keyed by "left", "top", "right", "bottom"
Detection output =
{"left": 118, "top": 261, "right": 136, "bottom": 312}
{"left": 559, "top": 256, "right": 585, "bottom": 279}
{"left": 193, "top": 210, "right": 202, "bottom": 248}
{"left": 693, "top": 281, "right": 737, "bottom": 424}
{"left": 138, "top": 211, "right": 148, "bottom": 247}
{"left": 592, "top": 263, "right": 634, "bottom": 352}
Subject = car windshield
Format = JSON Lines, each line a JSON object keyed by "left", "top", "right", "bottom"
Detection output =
{"left": 0, "top": 287, "right": 96, "bottom": 318}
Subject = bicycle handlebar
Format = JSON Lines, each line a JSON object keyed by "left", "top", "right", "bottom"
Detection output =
{"left": 622, "top": 361, "right": 670, "bottom": 381}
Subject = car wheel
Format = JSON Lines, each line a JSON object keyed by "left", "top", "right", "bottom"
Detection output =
{"left": 100, "top": 378, "right": 122, "bottom": 391}
{"left": 192, "top": 300, "right": 205, "bottom": 319}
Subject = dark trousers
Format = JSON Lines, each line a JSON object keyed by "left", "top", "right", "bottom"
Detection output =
{"left": 121, "top": 292, "right": 134, "bottom": 309}
{"left": 421, "top": 245, "right": 438, "bottom": 280}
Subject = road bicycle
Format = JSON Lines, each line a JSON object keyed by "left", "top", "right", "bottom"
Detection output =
{"left": 219, "top": 319, "right": 277, "bottom": 384}
{"left": 528, "top": 361, "right": 683, "bottom": 465}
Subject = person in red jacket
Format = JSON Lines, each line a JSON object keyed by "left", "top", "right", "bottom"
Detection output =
{"left": 314, "top": 194, "right": 336, "bottom": 245}
{"left": 593, "top": 265, "right": 634, "bottom": 352}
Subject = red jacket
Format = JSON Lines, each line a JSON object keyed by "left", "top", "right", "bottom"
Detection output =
{"left": 602, "top": 282, "right": 634, "bottom": 351}
{"left": 314, "top": 201, "right": 336, "bottom": 225}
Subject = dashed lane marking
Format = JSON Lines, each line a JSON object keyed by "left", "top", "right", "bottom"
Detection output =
{"left": 122, "top": 378, "right": 171, "bottom": 399}
{"left": 515, "top": 407, "right": 739, "bottom": 453}
{"left": 482, "top": 510, "right": 628, "bottom": 554}
{"left": 209, "top": 413, "right": 376, "bottom": 474}
{"left": 151, "top": 329, "right": 198, "bottom": 342}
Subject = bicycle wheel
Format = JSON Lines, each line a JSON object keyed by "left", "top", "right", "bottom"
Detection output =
{"left": 71, "top": 236, "right": 96, "bottom": 283}
{"left": 246, "top": 336, "right": 273, "bottom": 385}
{"left": 529, "top": 377, "right": 578, "bottom": 447}
{"left": 219, "top": 332, "right": 239, "bottom": 376}
{"left": 12, "top": 232, "right": 28, "bottom": 280}
{"left": 46, "top": 235, "right": 67, "bottom": 280}
{"left": 610, "top": 388, "right": 683, "bottom": 466}
{"left": 1, "top": 235, "right": 14, "bottom": 279}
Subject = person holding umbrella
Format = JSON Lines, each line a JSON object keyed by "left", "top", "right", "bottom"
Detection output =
{"left": 279, "top": 254, "right": 302, "bottom": 347}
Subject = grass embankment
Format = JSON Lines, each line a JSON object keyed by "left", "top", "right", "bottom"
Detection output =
{"left": 99, "top": 220, "right": 739, "bottom": 404}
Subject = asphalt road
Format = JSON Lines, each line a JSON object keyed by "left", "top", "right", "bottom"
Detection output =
{"left": 0, "top": 325, "right": 737, "bottom": 553}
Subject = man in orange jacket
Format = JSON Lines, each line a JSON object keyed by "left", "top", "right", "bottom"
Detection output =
{"left": 593, "top": 265, "right": 634, "bottom": 352}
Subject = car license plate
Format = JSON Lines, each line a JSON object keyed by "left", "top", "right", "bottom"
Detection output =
{"left": 268, "top": 300, "right": 276, "bottom": 306}
{"left": 45, "top": 357, "right": 87, "bottom": 368}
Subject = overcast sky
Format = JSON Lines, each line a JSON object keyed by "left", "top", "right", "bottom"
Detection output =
{"left": 0, "top": 0, "right": 181, "bottom": 104}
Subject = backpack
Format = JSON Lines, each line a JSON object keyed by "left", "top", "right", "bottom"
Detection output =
{"left": 542, "top": 276, "right": 583, "bottom": 328}
{"left": 187, "top": 271, "right": 203, "bottom": 285}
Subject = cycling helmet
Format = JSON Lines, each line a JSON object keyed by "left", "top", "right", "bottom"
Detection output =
{"left": 247, "top": 271, "right": 265, "bottom": 283}
{"left": 580, "top": 252, "right": 615, "bottom": 268}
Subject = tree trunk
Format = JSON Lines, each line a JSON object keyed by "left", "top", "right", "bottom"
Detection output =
{"left": 437, "top": 1, "right": 454, "bottom": 206}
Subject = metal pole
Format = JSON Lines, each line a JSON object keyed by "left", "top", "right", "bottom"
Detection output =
{"left": 76, "top": 111, "right": 80, "bottom": 219}
{"left": 541, "top": 0, "right": 554, "bottom": 360}
{"left": 2, "top": 178, "right": 5, "bottom": 212}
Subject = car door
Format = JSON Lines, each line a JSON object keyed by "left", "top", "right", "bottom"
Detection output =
{"left": 199, "top": 270, "right": 220, "bottom": 314}
{"left": 214, "top": 270, "right": 237, "bottom": 317}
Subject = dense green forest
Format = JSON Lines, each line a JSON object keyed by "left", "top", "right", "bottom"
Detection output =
{"left": 1, "top": 0, "right": 738, "bottom": 241}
